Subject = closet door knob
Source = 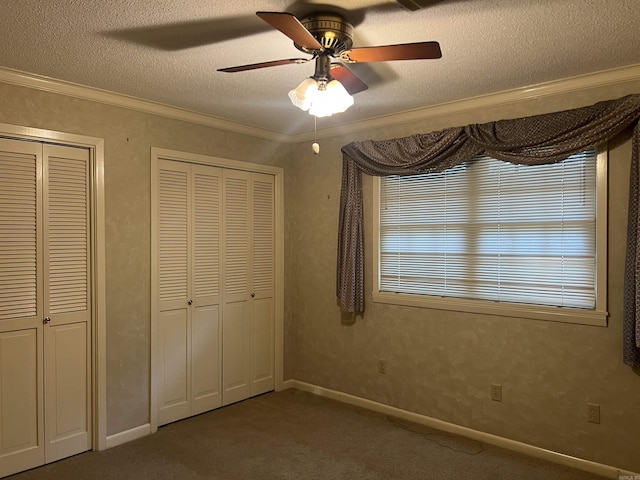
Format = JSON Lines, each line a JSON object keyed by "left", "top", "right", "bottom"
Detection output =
{"left": 188, "top": 299, "right": 193, "bottom": 305}
{"left": 251, "top": 293, "right": 255, "bottom": 298}
{"left": 43, "top": 317, "right": 51, "bottom": 324}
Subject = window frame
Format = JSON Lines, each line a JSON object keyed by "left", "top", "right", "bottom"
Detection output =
{"left": 372, "top": 146, "right": 609, "bottom": 326}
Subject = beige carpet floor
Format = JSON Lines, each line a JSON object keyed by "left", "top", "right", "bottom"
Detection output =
{"left": 9, "top": 389, "right": 607, "bottom": 479}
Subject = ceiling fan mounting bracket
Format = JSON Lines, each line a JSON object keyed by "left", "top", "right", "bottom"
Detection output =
{"left": 295, "top": 13, "right": 354, "bottom": 56}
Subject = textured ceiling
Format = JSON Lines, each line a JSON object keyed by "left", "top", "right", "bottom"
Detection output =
{"left": 0, "top": 0, "right": 639, "bottom": 136}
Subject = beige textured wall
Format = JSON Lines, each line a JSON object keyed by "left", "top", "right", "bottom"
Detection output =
{"left": 0, "top": 82, "right": 287, "bottom": 435}
{"left": 284, "top": 82, "right": 640, "bottom": 473}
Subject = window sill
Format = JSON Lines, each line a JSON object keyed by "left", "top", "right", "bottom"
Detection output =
{"left": 372, "top": 291, "right": 608, "bottom": 327}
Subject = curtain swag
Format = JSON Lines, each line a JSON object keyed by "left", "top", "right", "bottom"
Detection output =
{"left": 337, "top": 94, "right": 640, "bottom": 367}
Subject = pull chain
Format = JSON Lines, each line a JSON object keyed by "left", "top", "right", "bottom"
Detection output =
{"left": 312, "top": 115, "right": 320, "bottom": 155}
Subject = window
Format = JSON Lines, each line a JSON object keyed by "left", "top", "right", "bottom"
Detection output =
{"left": 374, "top": 149, "right": 608, "bottom": 326}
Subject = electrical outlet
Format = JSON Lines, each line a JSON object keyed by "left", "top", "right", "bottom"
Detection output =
{"left": 377, "top": 359, "right": 387, "bottom": 375}
{"left": 490, "top": 383, "right": 502, "bottom": 402}
{"left": 587, "top": 403, "right": 600, "bottom": 424}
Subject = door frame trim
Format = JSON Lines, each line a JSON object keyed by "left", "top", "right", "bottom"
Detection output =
{"left": 0, "top": 122, "right": 107, "bottom": 451}
{"left": 150, "top": 147, "right": 284, "bottom": 433}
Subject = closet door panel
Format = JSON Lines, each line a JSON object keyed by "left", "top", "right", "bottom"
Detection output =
{"left": 250, "top": 174, "right": 275, "bottom": 395}
{"left": 42, "top": 145, "right": 91, "bottom": 461}
{"left": 156, "top": 160, "right": 191, "bottom": 426}
{"left": 0, "top": 139, "right": 45, "bottom": 477}
{"left": 190, "top": 165, "right": 222, "bottom": 414}
{"left": 222, "top": 171, "right": 250, "bottom": 406}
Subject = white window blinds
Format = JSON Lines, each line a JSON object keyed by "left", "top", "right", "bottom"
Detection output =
{"left": 379, "top": 151, "right": 598, "bottom": 309}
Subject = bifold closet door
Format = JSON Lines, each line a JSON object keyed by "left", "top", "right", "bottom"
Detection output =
{"left": 248, "top": 173, "right": 275, "bottom": 397}
{"left": 156, "top": 160, "right": 190, "bottom": 425}
{"left": 0, "top": 139, "right": 91, "bottom": 477}
{"left": 222, "top": 171, "right": 274, "bottom": 406}
{"left": 156, "top": 159, "right": 275, "bottom": 417}
{"left": 221, "top": 170, "right": 251, "bottom": 405}
{"left": 0, "top": 139, "right": 45, "bottom": 477}
{"left": 190, "top": 164, "right": 223, "bottom": 416}
{"left": 156, "top": 160, "right": 222, "bottom": 426}
{"left": 42, "top": 144, "right": 91, "bottom": 463}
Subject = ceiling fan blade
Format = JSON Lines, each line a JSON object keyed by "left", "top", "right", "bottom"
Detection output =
{"left": 330, "top": 63, "right": 369, "bottom": 95}
{"left": 256, "top": 11, "right": 323, "bottom": 51}
{"left": 341, "top": 41, "right": 442, "bottom": 63}
{"left": 217, "top": 58, "right": 310, "bottom": 73}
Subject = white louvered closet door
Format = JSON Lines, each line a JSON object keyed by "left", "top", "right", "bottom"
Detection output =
{"left": 0, "top": 139, "right": 45, "bottom": 478}
{"left": 222, "top": 170, "right": 275, "bottom": 405}
{"left": 155, "top": 157, "right": 275, "bottom": 416}
{"left": 42, "top": 144, "right": 91, "bottom": 464}
{"left": 249, "top": 173, "right": 275, "bottom": 397}
{"left": 156, "top": 160, "right": 223, "bottom": 426}
{"left": 157, "top": 160, "right": 191, "bottom": 425}
{"left": 222, "top": 170, "right": 251, "bottom": 406}
{"left": 190, "top": 164, "right": 222, "bottom": 415}
{"left": 0, "top": 139, "right": 91, "bottom": 478}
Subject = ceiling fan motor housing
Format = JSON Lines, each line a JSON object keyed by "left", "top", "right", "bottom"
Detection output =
{"left": 297, "top": 13, "right": 354, "bottom": 55}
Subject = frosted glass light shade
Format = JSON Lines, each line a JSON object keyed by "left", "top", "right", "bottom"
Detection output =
{"left": 288, "top": 78, "right": 354, "bottom": 117}
{"left": 288, "top": 78, "right": 318, "bottom": 111}
{"left": 309, "top": 80, "right": 354, "bottom": 117}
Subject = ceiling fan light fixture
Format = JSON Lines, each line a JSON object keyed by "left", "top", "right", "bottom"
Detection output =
{"left": 308, "top": 79, "right": 354, "bottom": 117}
{"left": 219, "top": 10, "right": 443, "bottom": 122}
{"left": 289, "top": 77, "right": 354, "bottom": 117}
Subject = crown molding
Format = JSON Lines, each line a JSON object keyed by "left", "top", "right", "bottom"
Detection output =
{"left": 0, "top": 66, "right": 290, "bottom": 143}
{"left": 291, "top": 63, "right": 640, "bottom": 143}
{"left": 1, "top": 64, "right": 639, "bottom": 145}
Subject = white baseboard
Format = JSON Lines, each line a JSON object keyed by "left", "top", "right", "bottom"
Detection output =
{"left": 283, "top": 379, "right": 638, "bottom": 479}
{"left": 105, "top": 423, "right": 151, "bottom": 449}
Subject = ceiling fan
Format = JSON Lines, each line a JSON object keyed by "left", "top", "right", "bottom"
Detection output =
{"left": 217, "top": 10, "right": 442, "bottom": 117}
